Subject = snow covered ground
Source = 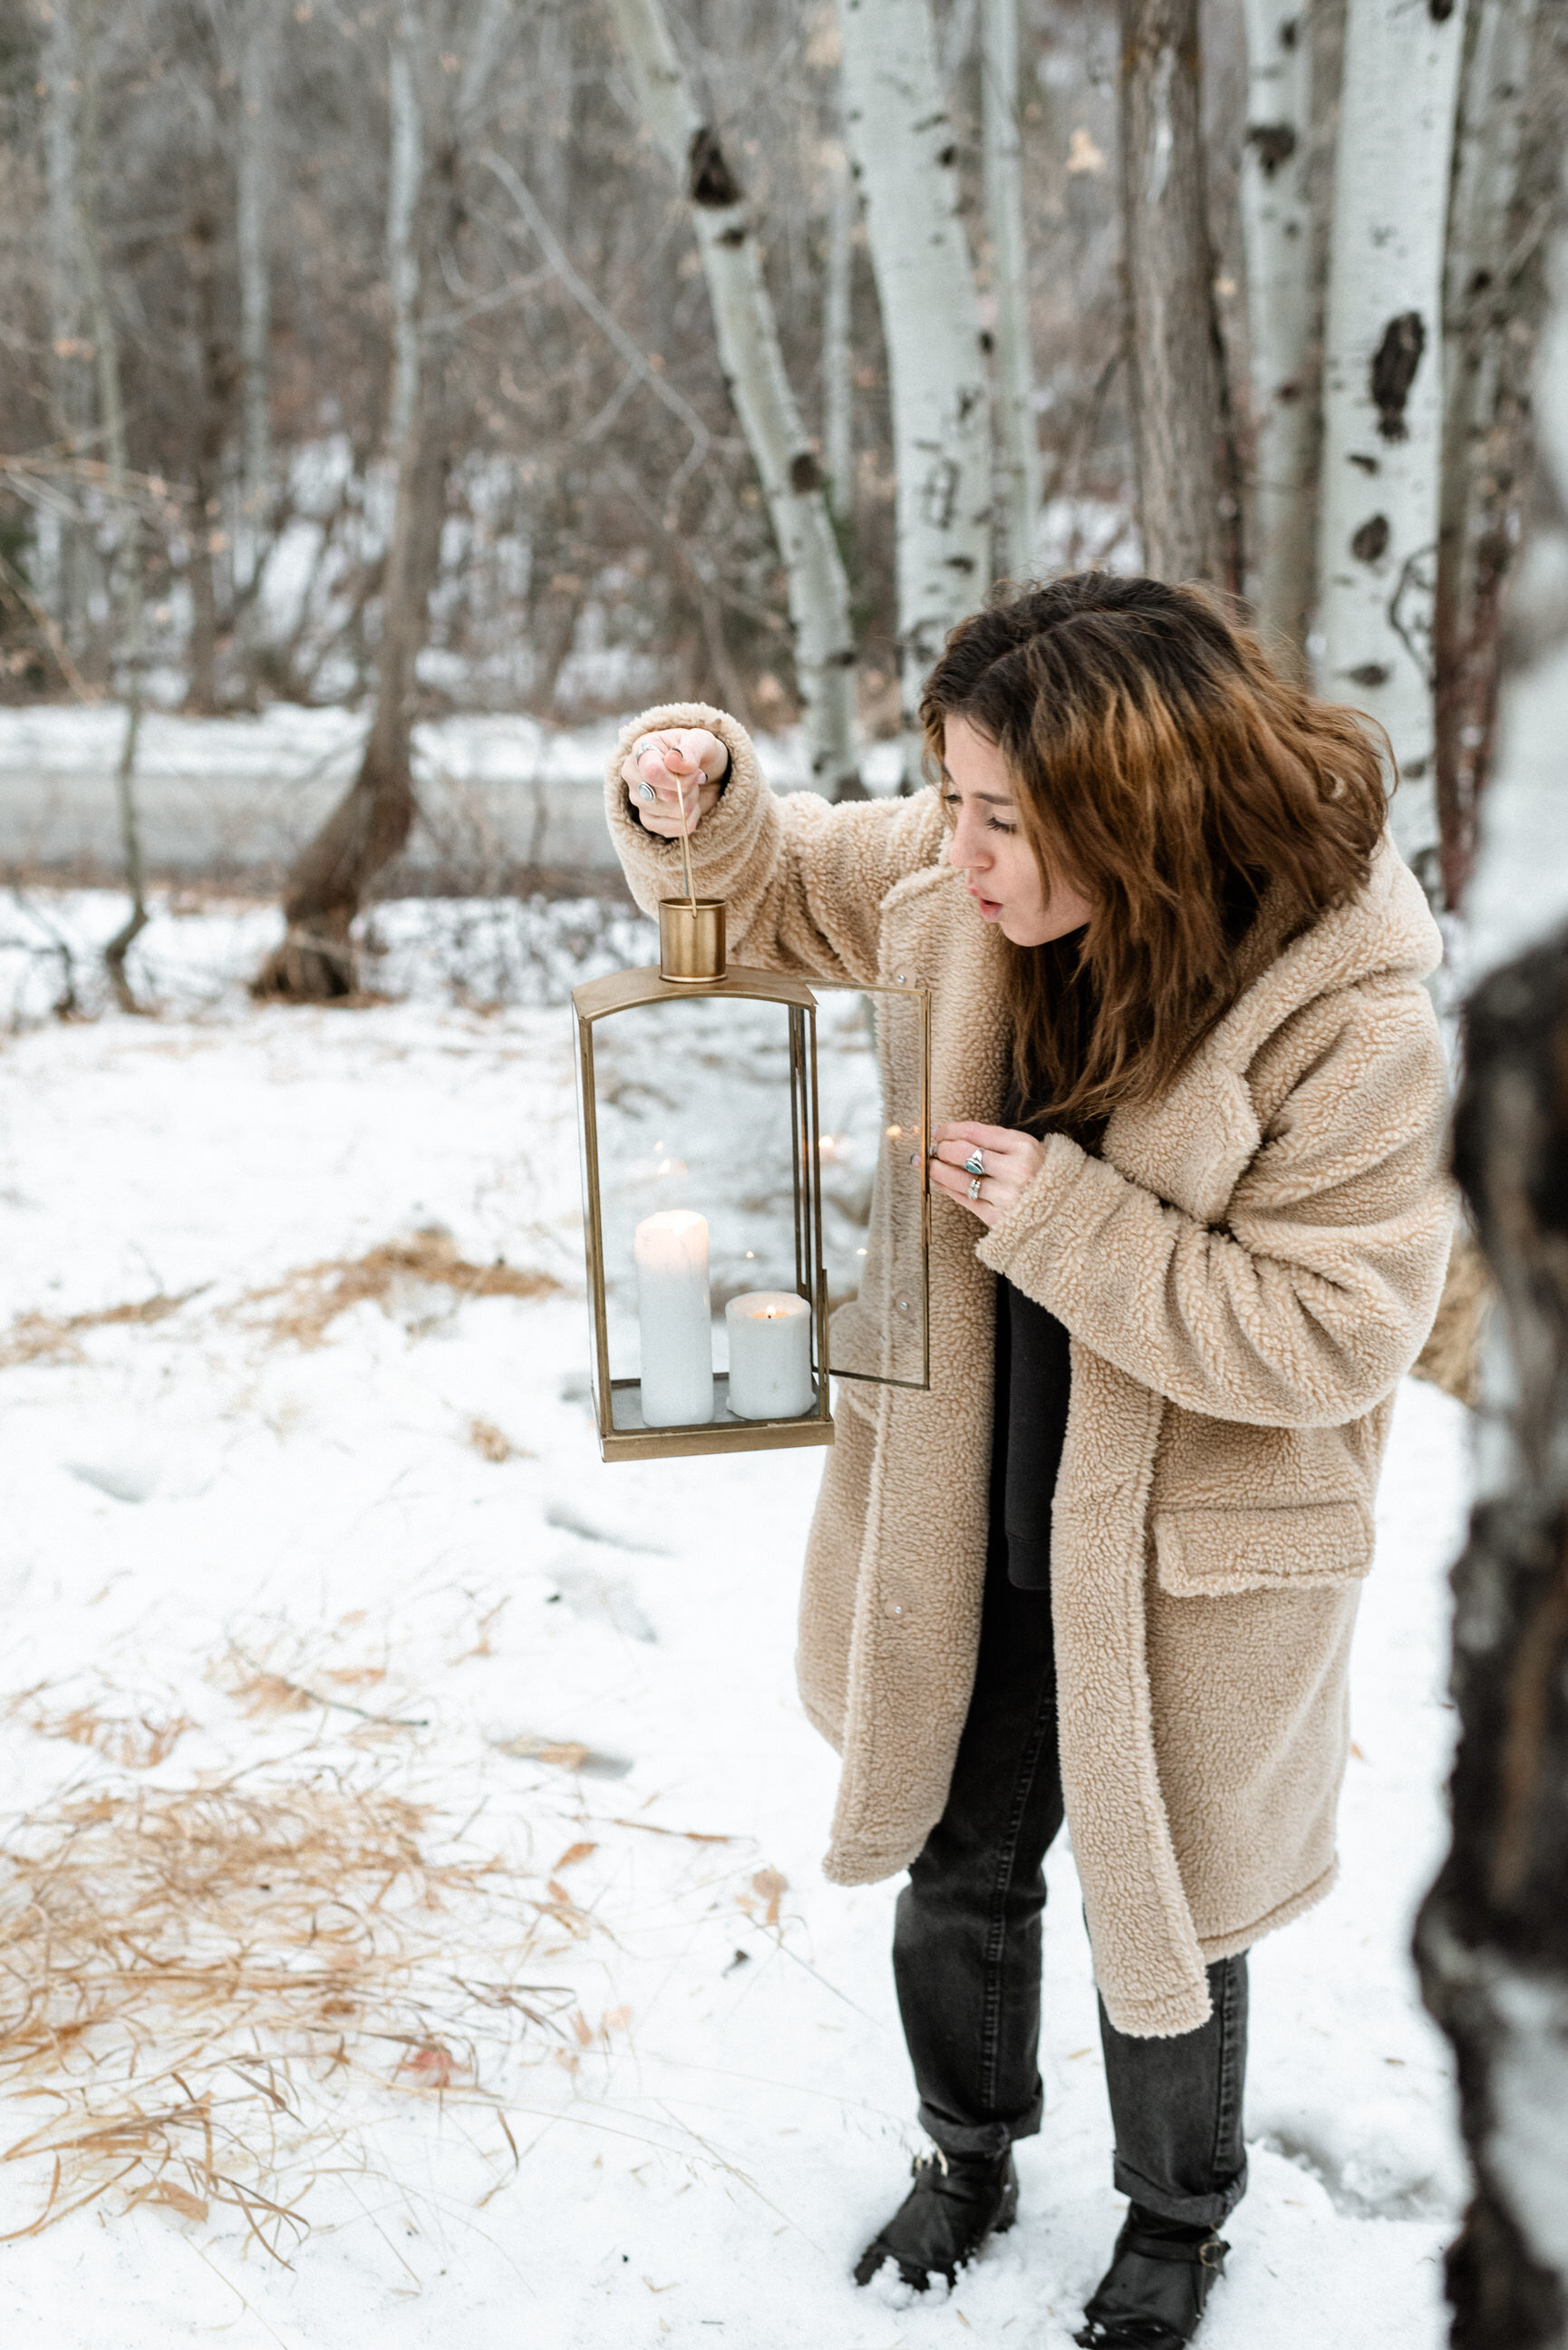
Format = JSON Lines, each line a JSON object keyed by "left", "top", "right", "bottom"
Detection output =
{"left": 0, "top": 893, "right": 1472, "bottom": 2349}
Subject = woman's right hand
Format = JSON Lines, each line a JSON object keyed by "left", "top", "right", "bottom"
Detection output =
{"left": 621, "top": 727, "right": 726, "bottom": 838}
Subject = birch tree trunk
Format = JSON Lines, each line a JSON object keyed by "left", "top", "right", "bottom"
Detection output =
{"left": 235, "top": 0, "right": 278, "bottom": 617}
{"left": 255, "top": 0, "right": 515, "bottom": 1000}
{"left": 41, "top": 0, "right": 92, "bottom": 648}
{"left": 1314, "top": 0, "right": 1465, "bottom": 891}
{"left": 1432, "top": 0, "right": 1552, "bottom": 911}
{"left": 75, "top": 0, "right": 148, "bottom": 1006}
{"left": 822, "top": 135, "right": 856, "bottom": 523}
{"left": 1239, "top": 0, "right": 1317, "bottom": 650}
{"left": 1118, "top": 0, "right": 1231, "bottom": 585}
{"left": 982, "top": 0, "right": 1041, "bottom": 580}
{"left": 605, "top": 0, "right": 861, "bottom": 798}
{"left": 836, "top": 0, "right": 992, "bottom": 782}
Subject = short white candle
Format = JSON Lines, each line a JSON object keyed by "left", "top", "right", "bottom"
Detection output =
{"left": 725, "top": 1291, "right": 815, "bottom": 1421}
{"left": 634, "top": 1210, "right": 714, "bottom": 1427}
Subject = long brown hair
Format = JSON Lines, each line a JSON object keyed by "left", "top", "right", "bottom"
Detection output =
{"left": 919, "top": 573, "right": 1389, "bottom": 1128}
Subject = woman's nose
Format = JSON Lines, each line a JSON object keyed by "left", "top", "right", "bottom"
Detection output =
{"left": 949, "top": 815, "right": 987, "bottom": 870}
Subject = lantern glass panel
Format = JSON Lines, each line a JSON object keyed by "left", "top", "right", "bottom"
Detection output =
{"left": 583, "top": 988, "right": 819, "bottom": 1428}
{"left": 814, "top": 984, "right": 930, "bottom": 1390}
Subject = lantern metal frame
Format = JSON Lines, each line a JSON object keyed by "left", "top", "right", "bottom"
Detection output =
{"left": 572, "top": 955, "right": 930, "bottom": 1464}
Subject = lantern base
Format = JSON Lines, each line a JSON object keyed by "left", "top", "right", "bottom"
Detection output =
{"left": 595, "top": 1373, "right": 834, "bottom": 1461}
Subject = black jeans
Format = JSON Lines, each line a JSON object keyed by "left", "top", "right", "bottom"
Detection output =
{"left": 892, "top": 1533, "right": 1249, "bottom": 2229}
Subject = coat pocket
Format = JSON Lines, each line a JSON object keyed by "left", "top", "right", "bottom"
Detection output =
{"left": 1152, "top": 1499, "right": 1374, "bottom": 1597}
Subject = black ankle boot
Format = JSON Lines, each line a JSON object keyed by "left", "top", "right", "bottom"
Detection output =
{"left": 1073, "top": 2206, "right": 1229, "bottom": 2348}
{"left": 853, "top": 2147, "right": 1019, "bottom": 2292}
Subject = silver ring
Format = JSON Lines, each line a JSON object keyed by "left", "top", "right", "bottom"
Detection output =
{"left": 637, "top": 780, "right": 657, "bottom": 802}
{"left": 968, "top": 1175, "right": 982, "bottom": 1200}
{"left": 964, "top": 1150, "right": 984, "bottom": 1177}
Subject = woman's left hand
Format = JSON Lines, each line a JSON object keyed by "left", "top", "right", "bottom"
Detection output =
{"left": 929, "top": 1121, "right": 1048, "bottom": 1229}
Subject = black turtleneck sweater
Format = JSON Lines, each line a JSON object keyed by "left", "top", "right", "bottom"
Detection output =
{"left": 989, "top": 927, "right": 1105, "bottom": 1593}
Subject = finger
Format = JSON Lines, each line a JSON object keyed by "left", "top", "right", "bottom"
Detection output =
{"left": 931, "top": 1120, "right": 1027, "bottom": 1151}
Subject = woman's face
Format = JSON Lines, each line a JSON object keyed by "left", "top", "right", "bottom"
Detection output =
{"left": 941, "top": 714, "right": 1094, "bottom": 947}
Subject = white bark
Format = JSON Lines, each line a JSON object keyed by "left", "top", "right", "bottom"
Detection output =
{"left": 234, "top": 0, "right": 277, "bottom": 556}
{"left": 1239, "top": 0, "right": 1316, "bottom": 649}
{"left": 606, "top": 0, "right": 861, "bottom": 795}
{"left": 1315, "top": 0, "right": 1466, "bottom": 888}
{"left": 386, "top": 0, "right": 424, "bottom": 457}
{"left": 836, "top": 0, "right": 992, "bottom": 774}
{"left": 456, "top": 0, "right": 515, "bottom": 130}
{"left": 74, "top": 0, "right": 147, "bottom": 998}
{"left": 823, "top": 137, "right": 856, "bottom": 519}
{"left": 41, "top": 0, "right": 90, "bottom": 635}
{"left": 982, "top": 0, "right": 1041, "bottom": 578}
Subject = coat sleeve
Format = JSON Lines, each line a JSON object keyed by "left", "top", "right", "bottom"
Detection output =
{"left": 977, "top": 982, "right": 1453, "bottom": 1429}
{"left": 605, "top": 702, "right": 945, "bottom": 986}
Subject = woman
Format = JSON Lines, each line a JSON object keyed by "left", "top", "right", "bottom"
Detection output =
{"left": 605, "top": 575, "right": 1450, "bottom": 2347}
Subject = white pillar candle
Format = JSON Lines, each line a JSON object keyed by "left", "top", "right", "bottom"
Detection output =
{"left": 634, "top": 1210, "right": 714, "bottom": 1427}
{"left": 725, "top": 1291, "right": 815, "bottom": 1421}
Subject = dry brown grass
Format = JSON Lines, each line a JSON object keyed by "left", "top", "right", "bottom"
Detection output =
{"left": 469, "top": 1416, "right": 528, "bottom": 1463}
{"left": 240, "top": 1228, "right": 560, "bottom": 1348}
{"left": 0, "top": 1288, "right": 204, "bottom": 1370}
{"left": 0, "top": 1775, "right": 576, "bottom": 2250}
{"left": 1412, "top": 1223, "right": 1494, "bottom": 1410}
{"left": 20, "top": 1696, "right": 195, "bottom": 1772}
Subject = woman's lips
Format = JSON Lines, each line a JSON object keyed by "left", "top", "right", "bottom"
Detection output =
{"left": 969, "top": 889, "right": 1003, "bottom": 920}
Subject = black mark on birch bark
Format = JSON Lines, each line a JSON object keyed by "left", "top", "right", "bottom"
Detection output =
{"left": 1371, "top": 312, "right": 1426, "bottom": 442}
{"left": 688, "top": 127, "right": 741, "bottom": 209}
{"left": 1351, "top": 514, "right": 1390, "bottom": 563}
{"left": 1246, "top": 123, "right": 1297, "bottom": 177}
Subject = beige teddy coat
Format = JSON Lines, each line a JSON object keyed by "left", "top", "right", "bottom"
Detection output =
{"left": 605, "top": 703, "right": 1452, "bottom": 2037}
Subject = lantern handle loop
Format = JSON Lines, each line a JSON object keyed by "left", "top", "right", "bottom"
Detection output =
{"left": 675, "top": 770, "right": 698, "bottom": 914}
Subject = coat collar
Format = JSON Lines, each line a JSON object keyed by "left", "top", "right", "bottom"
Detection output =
{"left": 1103, "top": 837, "right": 1442, "bottom": 1222}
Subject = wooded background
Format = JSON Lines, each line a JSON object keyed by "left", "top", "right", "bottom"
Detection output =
{"left": 5, "top": 0, "right": 1563, "bottom": 961}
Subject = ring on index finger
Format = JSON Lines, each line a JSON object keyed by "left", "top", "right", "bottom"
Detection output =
{"left": 964, "top": 1150, "right": 984, "bottom": 1177}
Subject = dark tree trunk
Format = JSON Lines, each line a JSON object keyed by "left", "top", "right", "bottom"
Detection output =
{"left": 252, "top": 15, "right": 468, "bottom": 1011}
{"left": 1414, "top": 925, "right": 1568, "bottom": 2348}
{"left": 185, "top": 207, "right": 236, "bottom": 718}
{"left": 252, "top": 346, "right": 450, "bottom": 1000}
{"left": 1118, "top": 0, "right": 1233, "bottom": 585}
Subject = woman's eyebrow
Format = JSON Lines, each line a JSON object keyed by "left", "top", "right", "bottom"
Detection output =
{"left": 938, "top": 771, "right": 1015, "bottom": 805}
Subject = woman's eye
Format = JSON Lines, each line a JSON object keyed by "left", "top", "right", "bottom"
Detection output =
{"left": 987, "top": 816, "right": 1016, "bottom": 835}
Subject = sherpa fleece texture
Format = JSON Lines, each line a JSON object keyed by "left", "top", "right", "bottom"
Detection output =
{"left": 605, "top": 705, "right": 1452, "bottom": 2036}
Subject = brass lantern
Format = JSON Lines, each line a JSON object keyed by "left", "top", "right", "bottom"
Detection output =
{"left": 572, "top": 896, "right": 931, "bottom": 1463}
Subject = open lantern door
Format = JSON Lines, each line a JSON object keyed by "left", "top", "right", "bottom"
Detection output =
{"left": 572, "top": 899, "right": 931, "bottom": 1462}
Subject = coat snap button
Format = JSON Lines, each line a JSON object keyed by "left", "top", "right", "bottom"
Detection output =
{"left": 895, "top": 1296, "right": 910, "bottom": 1314}
{"left": 883, "top": 1599, "right": 906, "bottom": 1618}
